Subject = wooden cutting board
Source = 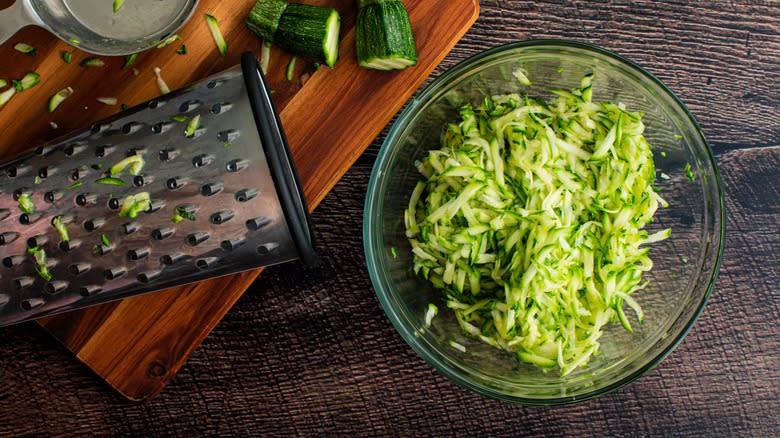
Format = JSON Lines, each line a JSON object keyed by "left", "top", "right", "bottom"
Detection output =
{"left": 0, "top": 0, "right": 478, "bottom": 401}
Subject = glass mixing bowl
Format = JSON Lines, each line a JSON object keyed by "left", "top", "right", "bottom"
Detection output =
{"left": 363, "top": 40, "right": 725, "bottom": 404}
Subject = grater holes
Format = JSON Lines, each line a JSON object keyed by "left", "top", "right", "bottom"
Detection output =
{"left": 21, "top": 298, "right": 44, "bottom": 310}
{"left": 76, "top": 193, "right": 98, "bottom": 206}
{"left": 166, "top": 177, "right": 189, "bottom": 190}
{"left": 0, "top": 209, "right": 10, "bottom": 221}
{"left": 210, "top": 210, "right": 234, "bottom": 224}
{"left": 20, "top": 213, "right": 43, "bottom": 225}
{"left": 187, "top": 232, "right": 209, "bottom": 246}
{"left": 93, "top": 243, "right": 112, "bottom": 256}
{"left": 201, "top": 181, "right": 223, "bottom": 196}
{"left": 152, "top": 121, "right": 173, "bottom": 134}
{"left": 161, "top": 253, "right": 185, "bottom": 265}
{"left": 226, "top": 159, "right": 249, "bottom": 173}
{"left": 122, "top": 222, "right": 138, "bottom": 235}
{"left": 126, "top": 147, "right": 146, "bottom": 157}
{"left": 45, "top": 190, "right": 64, "bottom": 203}
{"left": 246, "top": 217, "right": 272, "bottom": 231}
{"left": 14, "top": 276, "right": 34, "bottom": 290}
{"left": 147, "top": 199, "right": 165, "bottom": 213}
{"left": 217, "top": 129, "right": 239, "bottom": 143}
{"left": 211, "top": 102, "right": 232, "bottom": 114}
{"left": 7, "top": 164, "right": 31, "bottom": 177}
{"left": 137, "top": 271, "right": 161, "bottom": 283}
{"left": 127, "top": 247, "right": 150, "bottom": 261}
{"left": 152, "top": 227, "right": 174, "bottom": 240}
{"left": 0, "top": 294, "right": 9, "bottom": 308}
{"left": 235, "top": 189, "right": 258, "bottom": 202}
{"left": 68, "top": 263, "right": 90, "bottom": 276}
{"left": 159, "top": 148, "right": 179, "bottom": 161}
{"left": 196, "top": 257, "right": 218, "bottom": 270}
{"left": 104, "top": 267, "right": 126, "bottom": 280}
{"left": 193, "top": 154, "right": 216, "bottom": 168}
{"left": 3, "top": 255, "right": 25, "bottom": 268}
{"left": 27, "top": 235, "right": 48, "bottom": 248}
{"left": 221, "top": 237, "right": 245, "bottom": 251}
{"left": 257, "top": 242, "right": 280, "bottom": 255}
{"left": 122, "top": 122, "right": 144, "bottom": 134}
{"left": 0, "top": 232, "right": 19, "bottom": 245}
{"left": 95, "top": 144, "right": 115, "bottom": 157}
{"left": 108, "top": 198, "right": 121, "bottom": 210}
{"left": 68, "top": 166, "right": 88, "bottom": 181}
{"left": 38, "top": 166, "right": 58, "bottom": 178}
{"left": 148, "top": 99, "right": 164, "bottom": 109}
{"left": 179, "top": 99, "right": 202, "bottom": 112}
{"left": 59, "top": 239, "right": 81, "bottom": 252}
{"left": 79, "top": 285, "right": 102, "bottom": 297}
{"left": 91, "top": 123, "right": 111, "bottom": 134}
{"left": 44, "top": 281, "right": 68, "bottom": 295}
{"left": 133, "top": 175, "right": 153, "bottom": 187}
{"left": 64, "top": 142, "right": 88, "bottom": 156}
{"left": 34, "top": 145, "right": 57, "bottom": 157}
{"left": 206, "top": 79, "right": 224, "bottom": 89}
{"left": 84, "top": 217, "right": 106, "bottom": 232}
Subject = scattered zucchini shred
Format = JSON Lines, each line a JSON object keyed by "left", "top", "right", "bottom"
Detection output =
{"left": 52, "top": 216, "right": 70, "bottom": 242}
{"left": 18, "top": 193, "right": 34, "bottom": 214}
{"left": 13, "top": 72, "right": 40, "bottom": 92}
{"left": 177, "top": 45, "right": 188, "bottom": 55}
{"left": 205, "top": 14, "right": 228, "bottom": 56}
{"left": 405, "top": 73, "right": 671, "bottom": 375}
{"left": 113, "top": 0, "right": 125, "bottom": 13}
{"left": 118, "top": 192, "right": 151, "bottom": 219}
{"left": 28, "top": 247, "right": 52, "bottom": 282}
{"left": 109, "top": 155, "right": 145, "bottom": 177}
{"left": 156, "top": 34, "right": 182, "bottom": 49}
{"left": 123, "top": 53, "right": 138, "bottom": 69}
{"left": 153, "top": 67, "right": 170, "bottom": 95}
{"left": 48, "top": 87, "right": 74, "bottom": 112}
{"left": 184, "top": 114, "right": 201, "bottom": 138}
{"left": 14, "top": 43, "right": 36, "bottom": 56}
{"left": 80, "top": 57, "right": 105, "bottom": 67}
{"left": 62, "top": 51, "right": 73, "bottom": 63}
{"left": 684, "top": 162, "right": 696, "bottom": 182}
{"left": 101, "top": 234, "right": 111, "bottom": 247}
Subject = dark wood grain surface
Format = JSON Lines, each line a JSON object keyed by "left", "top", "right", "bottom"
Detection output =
{"left": 1, "top": 0, "right": 778, "bottom": 436}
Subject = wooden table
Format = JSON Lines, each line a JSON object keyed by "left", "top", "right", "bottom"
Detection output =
{"left": 0, "top": 1, "right": 777, "bottom": 435}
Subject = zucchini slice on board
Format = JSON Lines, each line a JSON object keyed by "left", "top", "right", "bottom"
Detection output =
{"left": 356, "top": 0, "right": 417, "bottom": 70}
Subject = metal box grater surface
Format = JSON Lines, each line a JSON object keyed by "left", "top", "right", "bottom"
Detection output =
{"left": 0, "top": 52, "right": 317, "bottom": 327}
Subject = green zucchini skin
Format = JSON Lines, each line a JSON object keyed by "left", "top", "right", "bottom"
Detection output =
{"left": 246, "top": 0, "right": 288, "bottom": 42}
{"left": 247, "top": 1, "right": 341, "bottom": 68}
{"left": 275, "top": 4, "right": 340, "bottom": 67}
{"left": 356, "top": 0, "right": 417, "bottom": 70}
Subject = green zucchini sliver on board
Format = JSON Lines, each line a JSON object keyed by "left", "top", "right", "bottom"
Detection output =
{"left": 405, "top": 73, "right": 671, "bottom": 376}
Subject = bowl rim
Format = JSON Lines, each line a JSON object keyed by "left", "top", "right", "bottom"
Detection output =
{"left": 363, "top": 39, "right": 726, "bottom": 405}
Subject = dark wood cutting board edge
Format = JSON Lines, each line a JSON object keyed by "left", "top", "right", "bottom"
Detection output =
{"left": 15, "top": 0, "right": 480, "bottom": 402}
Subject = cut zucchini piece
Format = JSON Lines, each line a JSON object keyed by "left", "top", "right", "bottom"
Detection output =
{"left": 249, "top": 2, "right": 341, "bottom": 68}
{"left": 123, "top": 53, "right": 138, "bottom": 69}
{"left": 113, "top": 0, "right": 125, "bottom": 13}
{"left": 247, "top": 0, "right": 288, "bottom": 42}
{"left": 356, "top": 0, "right": 417, "bottom": 71}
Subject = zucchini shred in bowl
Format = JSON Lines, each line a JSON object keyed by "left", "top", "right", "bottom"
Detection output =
{"left": 363, "top": 41, "right": 724, "bottom": 404}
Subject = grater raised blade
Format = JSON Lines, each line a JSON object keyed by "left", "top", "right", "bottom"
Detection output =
{"left": 0, "top": 52, "right": 316, "bottom": 328}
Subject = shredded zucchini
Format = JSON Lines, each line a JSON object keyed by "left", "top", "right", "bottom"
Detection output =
{"left": 28, "top": 247, "right": 52, "bottom": 282}
{"left": 118, "top": 192, "right": 151, "bottom": 218}
{"left": 405, "top": 74, "right": 670, "bottom": 375}
{"left": 52, "top": 216, "right": 70, "bottom": 242}
{"left": 109, "top": 155, "right": 145, "bottom": 176}
{"left": 18, "top": 194, "right": 34, "bottom": 214}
